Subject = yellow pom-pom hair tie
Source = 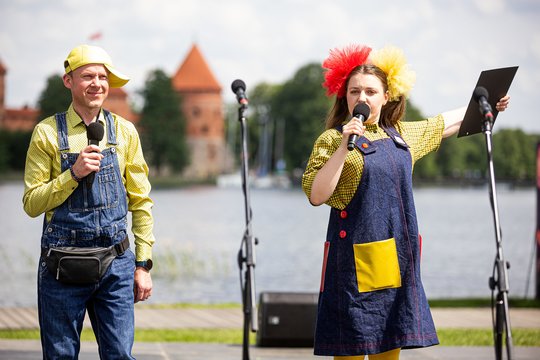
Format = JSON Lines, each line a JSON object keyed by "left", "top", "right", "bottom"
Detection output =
{"left": 369, "top": 45, "right": 416, "bottom": 102}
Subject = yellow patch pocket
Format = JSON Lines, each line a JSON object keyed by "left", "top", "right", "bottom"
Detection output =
{"left": 353, "top": 238, "right": 401, "bottom": 293}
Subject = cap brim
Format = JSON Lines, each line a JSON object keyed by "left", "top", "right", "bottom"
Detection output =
{"left": 104, "top": 64, "right": 130, "bottom": 88}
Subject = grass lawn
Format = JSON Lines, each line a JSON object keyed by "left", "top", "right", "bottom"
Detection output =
{"left": 1, "top": 300, "right": 538, "bottom": 345}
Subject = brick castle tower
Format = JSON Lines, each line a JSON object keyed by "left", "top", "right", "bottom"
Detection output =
{"left": 0, "top": 57, "right": 39, "bottom": 131}
{"left": 172, "top": 43, "right": 231, "bottom": 179}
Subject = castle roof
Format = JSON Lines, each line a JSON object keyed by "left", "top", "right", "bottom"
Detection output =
{"left": 172, "top": 44, "right": 221, "bottom": 92}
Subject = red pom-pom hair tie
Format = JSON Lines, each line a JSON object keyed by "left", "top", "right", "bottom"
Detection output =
{"left": 322, "top": 44, "right": 372, "bottom": 98}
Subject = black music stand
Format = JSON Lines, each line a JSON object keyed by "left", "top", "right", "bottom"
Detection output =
{"left": 458, "top": 66, "right": 518, "bottom": 360}
{"left": 458, "top": 67, "right": 518, "bottom": 138}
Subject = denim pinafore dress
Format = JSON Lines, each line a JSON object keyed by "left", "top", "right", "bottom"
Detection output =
{"left": 314, "top": 125, "right": 438, "bottom": 356}
{"left": 41, "top": 110, "right": 128, "bottom": 249}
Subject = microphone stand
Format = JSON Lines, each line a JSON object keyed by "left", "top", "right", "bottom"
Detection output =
{"left": 236, "top": 102, "right": 258, "bottom": 360}
{"left": 482, "top": 115, "right": 514, "bottom": 360}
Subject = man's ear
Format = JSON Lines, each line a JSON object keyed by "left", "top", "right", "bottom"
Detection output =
{"left": 62, "top": 73, "right": 72, "bottom": 89}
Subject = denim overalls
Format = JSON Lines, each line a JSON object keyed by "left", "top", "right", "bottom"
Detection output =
{"left": 38, "top": 111, "right": 136, "bottom": 359}
{"left": 314, "top": 125, "right": 439, "bottom": 356}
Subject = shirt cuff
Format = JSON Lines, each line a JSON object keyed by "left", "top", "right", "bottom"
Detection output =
{"left": 60, "top": 168, "right": 80, "bottom": 192}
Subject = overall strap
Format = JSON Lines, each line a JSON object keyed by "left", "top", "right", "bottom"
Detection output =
{"left": 103, "top": 109, "right": 117, "bottom": 145}
{"left": 335, "top": 124, "right": 376, "bottom": 155}
{"left": 55, "top": 112, "right": 70, "bottom": 152}
{"left": 43, "top": 112, "right": 70, "bottom": 235}
{"left": 382, "top": 125, "right": 409, "bottom": 149}
{"left": 57, "top": 109, "right": 117, "bottom": 147}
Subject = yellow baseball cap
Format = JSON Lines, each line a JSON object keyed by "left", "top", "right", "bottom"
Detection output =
{"left": 64, "top": 44, "right": 129, "bottom": 88}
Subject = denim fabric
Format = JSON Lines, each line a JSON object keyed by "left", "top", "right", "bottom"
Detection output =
{"left": 314, "top": 126, "right": 438, "bottom": 356}
{"left": 38, "top": 111, "right": 135, "bottom": 359}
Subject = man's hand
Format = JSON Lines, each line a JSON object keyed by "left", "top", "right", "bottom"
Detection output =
{"left": 71, "top": 145, "right": 103, "bottom": 178}
{"left": 134, "top": 268, "right": 153, "bottom": 303}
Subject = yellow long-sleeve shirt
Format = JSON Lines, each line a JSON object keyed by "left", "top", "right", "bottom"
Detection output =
{"left": 23, "top": 104, "right": 155, "bottom": 261}
{"left": 302, "top": 115, "right": 444, "bottom": 210}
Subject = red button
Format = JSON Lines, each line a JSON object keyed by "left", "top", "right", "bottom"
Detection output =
{"left": 340, "top": 210, "right": 348, "bottom": 219}
{"left": 362, "top": 143, "right": 369, "bottom": 148}
{"left": 339, "top": 230, "right": 347, "bottom": 239}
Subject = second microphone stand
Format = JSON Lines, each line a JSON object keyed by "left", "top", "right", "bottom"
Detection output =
{"left": 482, "top": 115, "right": 514, "bottom": 360}
{"left": 236, "top": 103, "right": 258, "bottom": 360}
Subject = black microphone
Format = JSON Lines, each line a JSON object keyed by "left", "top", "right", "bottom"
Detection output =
{"left": 347, "top": 103, "right": 371, "bottom": 151}
{"left": 86, "top": 121, "right": 105, "bottom": 187}
{"left": 231, "top": 79, "right": 248, "bottom": 105}
{"left": 473, "top": 86, "right": 493, "bottom": 120}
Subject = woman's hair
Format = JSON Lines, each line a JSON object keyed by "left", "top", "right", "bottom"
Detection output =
{"left": 325, "top": 64, "right": 406, "bottom": 130}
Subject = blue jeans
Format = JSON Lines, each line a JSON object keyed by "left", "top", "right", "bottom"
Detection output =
{"left": 38, "top": 249, "right": 136, "bottom": 359}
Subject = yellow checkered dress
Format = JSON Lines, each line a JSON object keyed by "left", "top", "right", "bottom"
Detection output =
{"left": 302, "top": 115, "right": 444, "bottom": 210}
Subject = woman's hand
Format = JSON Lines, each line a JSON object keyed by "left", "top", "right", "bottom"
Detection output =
{"left": 442, "top": 95, "right": 511, "bottom": 138}
{"left": 495, "top": 95, "right": 510, "bottom": 112}
{"left": 310, "top": 116, "right": 366, "bottom": 206}
{"left": 340, "top": 116, "right": 365, "bottom": 150}
{"left": 309, "top": 144, "right": 349, "bottom": 206}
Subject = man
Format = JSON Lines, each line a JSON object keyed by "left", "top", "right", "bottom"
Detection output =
{"left": 23, "top": 44, "right": 155, "bottom": 359}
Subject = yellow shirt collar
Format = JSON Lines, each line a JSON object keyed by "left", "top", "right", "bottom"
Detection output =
{"left": 66, "top": 104, "right": 106, "bottom": 129}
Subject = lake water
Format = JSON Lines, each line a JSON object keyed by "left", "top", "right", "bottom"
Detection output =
{"left": 0, "top": 182, "right": 536, "bottom": 307}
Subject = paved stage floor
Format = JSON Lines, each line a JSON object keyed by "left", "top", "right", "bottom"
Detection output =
{"left": 1, "top": 340, "right": 540, "bottom": 359}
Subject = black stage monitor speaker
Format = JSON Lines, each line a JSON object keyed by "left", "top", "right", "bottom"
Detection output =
{"left": 256, "top": 291, "right": 318, "bottom": 347}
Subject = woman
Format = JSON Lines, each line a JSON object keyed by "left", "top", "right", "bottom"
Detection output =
{"left": 302, "top": 44, "right": 509, "bottom": 360}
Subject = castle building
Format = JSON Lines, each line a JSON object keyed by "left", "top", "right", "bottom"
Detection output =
{"left": 172, "top": 43, "right": 231, "bottom": 179}
{"left": 0, "top": 43, "right": 231, "bottom": 179}
{"left": 0, "top": 59, "right": 133, "bottom": 131}
{"left": 0, "top": 59, "right": 39, "bottom": 131}
{"left": 105, "top": 87, "right": 139, "bottom": 124}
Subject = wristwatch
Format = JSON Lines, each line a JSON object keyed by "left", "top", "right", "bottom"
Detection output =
{"left": 135, "top": 259, "right": 153, "bottom": 271}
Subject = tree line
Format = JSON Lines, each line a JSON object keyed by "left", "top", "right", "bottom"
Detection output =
{"left": 0, "top": 69, "right": 190, "bottom": 177}
{"left": 232, "top": 63, "right": 538, "bottom": 185}
{"left": 1, "top": 64, "right": 538, "bottom": 185}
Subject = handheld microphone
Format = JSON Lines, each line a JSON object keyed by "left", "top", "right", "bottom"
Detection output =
{"left": 347, "top": 103, "right": 371, "bottom": 151}
{"left": 231, "top": 79, "right": 248, "bottom": 105}
{"left": 86, "top": 121, "right": 105, "bottom": 187}
{"left": 473, "top": 86, "right": 493, "bottom": 120}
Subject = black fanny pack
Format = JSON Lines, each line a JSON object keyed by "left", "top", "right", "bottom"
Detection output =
{"left": 42, "top": 237, "right": 130, "bottom": 285}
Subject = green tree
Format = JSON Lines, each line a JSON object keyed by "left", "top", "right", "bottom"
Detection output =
{"left": 37, "top": 74, "right": 72, "bottom": 119}
{"left": 493, "top": 129, "right": 536, "bottom": 181}
{"left": 138, "top": 69, "right": 189, "bottom": 175}
{"left": 413, "top": 151, "right": 440, "bottom": 180}
{"left": 0, "top": 130, "right": 9, "bottom": 173}
{"left": 407, "top": 101, "right": 491, "bottom": 183}
{"left": 405, "top": 99, "right": 441, "bottom": 180}
{"left": 233, "top": 61, "right": 539, "bottom": 185}
{"left": 0, "top": 129, "right": 32, "bottom": 172}
{"left": 270, "top": 63, "right": 332, "bottom": 171}
{"left": 435, "top": 134, "right": 486, "bottom": 180}
{"left": 404, "top": 99, "right": 424, "bottom": 121}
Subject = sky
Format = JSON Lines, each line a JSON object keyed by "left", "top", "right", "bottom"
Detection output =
{"left": 1, "top": 0, "right": 539, "bottom": 132}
